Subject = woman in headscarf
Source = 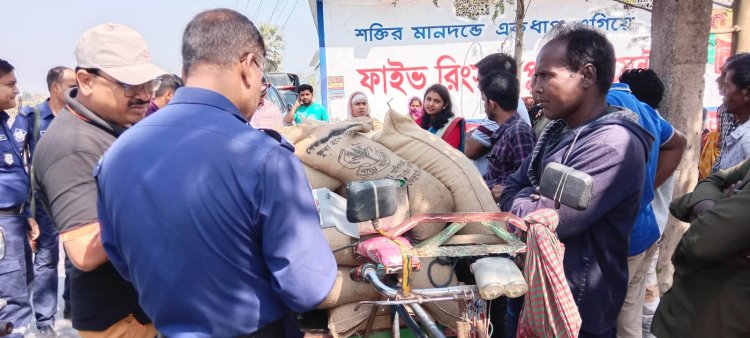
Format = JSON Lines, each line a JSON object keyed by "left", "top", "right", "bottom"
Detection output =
{"left": 417, "top": 84, "right": 465, "bottom": 151}
{"left": 347, "top": 91, "right": 370, "bottom": 119}
{"left": 408, "top": 96, "right": 423, "bottom": 120}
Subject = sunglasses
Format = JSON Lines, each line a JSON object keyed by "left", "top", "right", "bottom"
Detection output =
{"left": 87, "top": 69, "right": 161, "bottom": 98}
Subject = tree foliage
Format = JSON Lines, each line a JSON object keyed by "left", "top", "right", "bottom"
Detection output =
{"left": 259, "top": 23, "right": 284, "bottom": 72}
{"left": 492, "top": 0, "right": 516, "bottom": 21}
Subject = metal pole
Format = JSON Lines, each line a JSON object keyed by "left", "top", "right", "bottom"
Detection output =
{"left": 408, "top": 304, "right": 446, "bottom": 338}
{"left": 360, "top": 265, "right": 479, "bottom": 300}
{"left": 392, "top": 308, "right": 401, "bottom": 338}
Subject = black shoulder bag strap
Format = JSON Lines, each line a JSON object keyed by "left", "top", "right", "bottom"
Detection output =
{"left": 25, "top": 107, "right": 41, "bottom": 218}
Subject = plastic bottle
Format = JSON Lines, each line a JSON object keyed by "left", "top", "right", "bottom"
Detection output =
{"left": 470, "top": 256, "right": 527, "bottom": 300}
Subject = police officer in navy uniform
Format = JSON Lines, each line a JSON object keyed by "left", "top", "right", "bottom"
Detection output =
{"left": 0, "top": 59, "right": 38, "bottom": 338}
{"left": 20, "top": 66, "right": 77, "bottom": 336}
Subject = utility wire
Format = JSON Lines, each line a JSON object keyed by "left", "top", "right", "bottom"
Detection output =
{"left": 273, "top": 0, "right": 290, "bottom": 26}
{"left": 253, "top": 0, "right": 266, "bottom": 19}
{"left": 268, "top": 0, "right": 285, "bottom": 23}
{"left": 280, "top": 0, "right": 300, "bottom": 31}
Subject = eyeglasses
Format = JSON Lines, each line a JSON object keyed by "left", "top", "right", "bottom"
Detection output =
{"left": 87, "top": 69, "right": 161, "bottom": 98}
{"left": 252, "top": 58, "right": 271, "bottom": 97}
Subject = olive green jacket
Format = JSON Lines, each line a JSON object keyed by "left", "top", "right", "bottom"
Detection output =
{"left": 652, "top": 157, "right": 750, "bottom": 338}
{"left": 669, "top": 157, "right": 750, "bottom": 272}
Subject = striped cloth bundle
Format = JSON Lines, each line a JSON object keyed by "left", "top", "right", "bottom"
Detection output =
{"left": 510, "top": 208, "right": 582, "bottom": 338}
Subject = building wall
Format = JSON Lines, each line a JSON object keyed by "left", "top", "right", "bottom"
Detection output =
{"left": 316, "top": 0, "right": 720, "bottom": 121}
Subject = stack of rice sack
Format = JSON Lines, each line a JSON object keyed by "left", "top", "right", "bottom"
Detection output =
{"left": 281, "top": 118, "right": 455, "bottom": 241}
{"left": 280, "top": 111, "right": 499, "bottom": 337}
{"left": 373, "top": 110, "right": 500, "bottom": 234}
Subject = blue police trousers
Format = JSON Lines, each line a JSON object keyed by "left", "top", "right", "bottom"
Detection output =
{"left": 31, "top": 216, "right": 59, "bottom": 327}
{"left": 0, "top": 215, "right": 33, "bottom": 335}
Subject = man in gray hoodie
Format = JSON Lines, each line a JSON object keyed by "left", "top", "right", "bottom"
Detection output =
{"left": 498, "top": 23, "right": 653, "bottom": 337}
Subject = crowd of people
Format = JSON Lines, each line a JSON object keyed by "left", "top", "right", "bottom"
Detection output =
{"left": 0, "top": 6, "right": 749, "bottom": 338}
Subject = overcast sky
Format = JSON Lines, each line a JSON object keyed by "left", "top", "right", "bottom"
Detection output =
{"left": 0, "top": 0, "right": 317, "bottom": 94}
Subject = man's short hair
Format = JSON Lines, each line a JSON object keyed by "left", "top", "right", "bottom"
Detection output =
{"left": 298, "top": 84, "right": 313, "bottom": 94}
{"left": 475, "top": 53, "right": 517, "bottom": 77}
{"left": 726, "top": 53, "right": 750, "bottom": 90}
{"left": 46, "top": 66, "right": 73, "bottom": 91}
{"left": 155, "top": 74, "right": 184, "bottom": 97}
{"left": 725, "top": 52, "right": 748, "bottom": 68}
{"left": 548, "top": 23, "right": 616, "bottom": 94}
{"left": 478, "top": 70, "right": 519, "bottom": 111}
{"left": 182, "top": 8, "right": 266, "bottom": 76}
{"left": 619, "top": 68, "right": 665, "bottom": 109}
{"left": 0, "top": 59, "right": 14, "bottom": 78}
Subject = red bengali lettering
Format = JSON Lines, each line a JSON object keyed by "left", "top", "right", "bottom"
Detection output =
{"left": 615, "top": 49, "right": 651, "bottom": 79}
{"left": 356, "top": 68, "right": 385, "bottom": 95}
{"left": 435, "top": 55, "right": 461, "bottom": 91}
{"left": 434, "top": 55, "right": 476, "bottom": 93}
{"left": 355, "top": 56, "right": 475, "bottom": 95}
{"left": 385, "top": 59, "right": 408, "bottom": 95}
{"left": 408, "top": 69, "right": 427, "bottom": 90}
{"left": 459, "top": 65, "right": 474, "bottom": 93}
{"left": 384, "top": 59, "right": 428, "bottom": 96}
{"left": 523, "top": 61, "right": 536, "bottom": 91}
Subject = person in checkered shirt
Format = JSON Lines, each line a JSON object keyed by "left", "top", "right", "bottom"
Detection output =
{"left": 477, "top": 69, "right": 535, "bottom": 200}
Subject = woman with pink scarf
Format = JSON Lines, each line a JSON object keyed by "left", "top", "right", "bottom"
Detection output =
{"left": 408, "top": 96, "right": 424, "bottom": 120}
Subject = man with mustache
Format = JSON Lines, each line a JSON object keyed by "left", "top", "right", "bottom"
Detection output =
{"left": 0, "top": 58, "right": 36, "bottom": 338}
{"left": 32, "top": 23, "right": 165, "bottom": 337}
{"left": 498, "top": 23, "right": 653, "bottom": 337}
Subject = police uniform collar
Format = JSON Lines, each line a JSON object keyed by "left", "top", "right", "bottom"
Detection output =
{"left": 65, "top": 88, "right": 127, "bottom": 137}
{"left": 170, "top": 87, "right": 248, "bottom": 123}
{"left": 0, "top": 110, "right": 18, "bottom": 122}
{"left": 39, "top": 100, "right": 55, "bottom": 120}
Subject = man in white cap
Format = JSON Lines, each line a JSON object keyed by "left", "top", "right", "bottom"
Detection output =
{"left": 32, "top": 23, "right": 164, "bottom": 337}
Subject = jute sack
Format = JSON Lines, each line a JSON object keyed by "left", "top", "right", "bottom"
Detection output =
{"left": 281, "top": 118, "right": 381, "bottom": 144}
{"left": 412, "top": 257, "right": 461, "bottom": 329}
{"left": 328, "top": 303, "right": 392, "bottom": 338}
{"left": 322, "top": 228, "right": 359, "bottom": 266}
{"left": 278, "top": 125, "right": 307, "bottom": 145}
{"left": 293, "top": 121, "right": 454, "bottom": 241}
{"left": 300, "top": 116, "right": 328, "bottom": 126}
{"left": 349, "top": 116, "right": 383, "bottom": 131}
{"left": 373, "top": 110, "right": 499, "bottom": 234}
{"left": 318, "top": 267, "right": 380, "bottom": 309}
{"left": 303, "top": 164, "right": 342, "bottom": 191}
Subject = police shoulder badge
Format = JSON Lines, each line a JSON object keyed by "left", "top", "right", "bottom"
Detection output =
{"left": 13, "top": 128, "right": 27, "bottom": 143}
{"left": 3, "top": 152, "right": 13, "bottom": 166}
